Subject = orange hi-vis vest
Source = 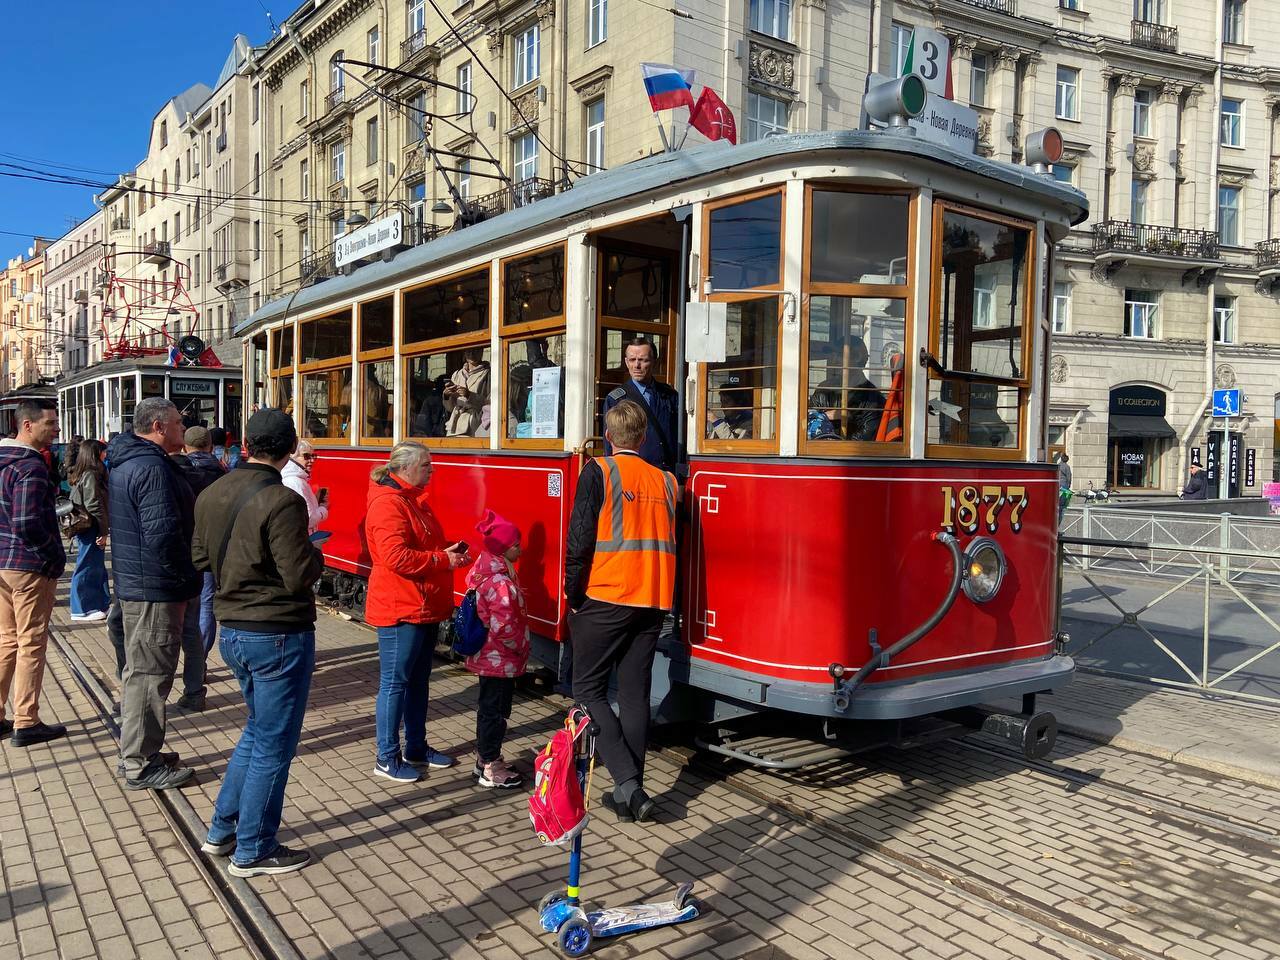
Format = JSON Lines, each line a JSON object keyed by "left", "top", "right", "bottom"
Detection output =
{"left": 585, "top": 454, "right": 678, "bottom": 610}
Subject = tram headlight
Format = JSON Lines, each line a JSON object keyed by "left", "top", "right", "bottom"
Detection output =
{"left": 961, "top": 537, "right": 1006, "bottom": 604}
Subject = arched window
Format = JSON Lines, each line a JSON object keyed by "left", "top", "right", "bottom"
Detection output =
{"left": 330, "top": 51, "right": 345, "bottom": 93}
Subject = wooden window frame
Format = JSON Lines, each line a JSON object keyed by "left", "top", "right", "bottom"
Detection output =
{"left": 698, "top": 186, "right": 786, "bottom": 455}
{"left": 925, "top": 199, "right": 1037, "bottom": 462}
{"left": 267, "top": 323, "right": 296, "bottom": 413}
{"left": 798, "top": 183, "right": 915, "bottom": 458}
{"left": 295, "top": 308, "right": 354, "bottom": 448}
{"left": 357, "top": 295, "right": 395, "bottom": 447}
{"left": 400, "top": 263, "right": 493, "bottom": 448}
{"left": 499, "top": 242, "right": 567, "bottom": 449}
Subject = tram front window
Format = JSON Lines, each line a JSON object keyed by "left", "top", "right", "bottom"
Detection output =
{"left": 704, "top": 297, "right": 779, "bottom": 443}
{"left": 406, "top": 346, "right": 492, "bottom": 440}
{"left": 806, "top": 297, "right": 904, "bottom": 443}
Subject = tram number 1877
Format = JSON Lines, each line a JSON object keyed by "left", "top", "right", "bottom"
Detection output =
{"left": 940, "top": 485, "right": 1029, "bottom": 535}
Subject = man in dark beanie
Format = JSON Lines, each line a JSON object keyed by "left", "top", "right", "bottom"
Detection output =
{"left": 191, "top": 408, "right": 323, "bottom": 877}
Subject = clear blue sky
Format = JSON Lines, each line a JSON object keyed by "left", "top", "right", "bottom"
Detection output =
{"left": 0, "top": 1, "right": 277, "bottom": 264}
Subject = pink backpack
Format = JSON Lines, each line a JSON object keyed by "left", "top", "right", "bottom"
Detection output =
{"left": 529, "top": 708, "right": 593, "bottom": 846}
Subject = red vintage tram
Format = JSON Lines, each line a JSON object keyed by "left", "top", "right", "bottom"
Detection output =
{"left": 238, "top": 126, "right": 1087, "bottom": 763}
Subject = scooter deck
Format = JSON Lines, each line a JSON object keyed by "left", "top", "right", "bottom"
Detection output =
{"left": 586, "top": 897, "right": 699, "bottom": 939}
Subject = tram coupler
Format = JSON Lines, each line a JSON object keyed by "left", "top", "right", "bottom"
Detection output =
{"left": 981, "top": 710, "right": 1058, "bottom": 761}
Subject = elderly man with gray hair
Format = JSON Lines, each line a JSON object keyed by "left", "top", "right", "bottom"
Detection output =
{"left": 105, "top": 396, "right": 201, "bottom": 791}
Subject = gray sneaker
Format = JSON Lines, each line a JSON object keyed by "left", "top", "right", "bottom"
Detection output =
{"left": 227, "top": 846, "right": 312, "bottom": 878}
{"left": 126, "top": 759, "right": 193, "bottom": 791}
{"left": 117, "top": 751, "right": 179, "bottom": 778}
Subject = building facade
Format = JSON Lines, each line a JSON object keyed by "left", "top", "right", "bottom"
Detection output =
{"left": 44, "top": 209, "right": 106, "bottom": 377}
{"left": 0, "top": 240, "right": 50, "bottom": 389}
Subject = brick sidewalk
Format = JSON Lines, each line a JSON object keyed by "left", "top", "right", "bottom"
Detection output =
{"left": 0, "top": 638, "right": 257, "bottom": 960}
{"left": 49, "top": 605, "right": 1117, "bottom": 960}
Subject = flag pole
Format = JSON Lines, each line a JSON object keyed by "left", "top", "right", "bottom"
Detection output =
{"left": 653, "top": 112, "right": 672, "bottom": 152}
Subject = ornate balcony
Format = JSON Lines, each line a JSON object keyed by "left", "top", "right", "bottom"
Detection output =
{"left": 1092, "top": 221, "right": 1218, "bottom": 260}
{"left": 142, "top": 240, "right": 171, "bottom": 264}
{"left": 299, "top": 254, "right": 334, "bottom": 285}
{"left": 324, "top": 88, "right": 347, "bottom": 114}
{"left": 400, "top": 30, "right": 438, "bottom": 68}
{"left": 216, "top": 131, "right": 227, "bottom": 153}
{"left": 958, "top": 0, "right": 1016, "bottom": 13}
{"left": 110, "top": 215, "right": 130, "bottom": 233}
{"left": 1132, "top": 19, "right": 1177, "bottom": 52}
{"left": 1256, "top": 239, "right": 1280, "bottom": 269}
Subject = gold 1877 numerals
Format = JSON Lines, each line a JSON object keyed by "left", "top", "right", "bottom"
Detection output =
{"left": 940, "top": 485, "right": 1028, "bottom": 535}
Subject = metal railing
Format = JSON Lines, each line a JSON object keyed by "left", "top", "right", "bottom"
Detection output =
{"left": 324, "top": 89, "right": 346, "bottom": 114}
{"left": 1256, "top": 238, "right": 1280, "bottom": 268}
{"left": 299, "top": 254, "right": 334, "bottom": 283}
{"left": 1059, "top": 504, "right": 1280, "bottom": 705}
{"left": 110, "top": 216, "right": 130, "bottom": 232}
{"left": 958, "top": 0, "right": 1016, "bottom": 13}
{"left": 215, "top": 131, "right": 227, "bottom": 152}
{"left": 1092, "top": 220, "right": 1219, "bottom": 260}
{"left": 142, "top": 240, "right": 171, "bottom": 262}
{"left": 401, "top": 30, "right": 433, "bottom": 63}
{"left": 1132, "top": 19, "right": 1177, "bottom": 52}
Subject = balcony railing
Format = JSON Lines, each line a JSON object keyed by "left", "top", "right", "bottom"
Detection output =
{"left": 216, "top": 131, "right": 227, "bottom": 152}
{"left": 1092, "top": 221, "right": 1218, "bottom": 260}
{"left": 110, "top": 216, "right": 130, "bottom": 232}
{"left": 324, "top": 89, "right": 346, "bottom": 114}
{"left": 958, "top": 0, "right": 1016, "bottom": 13}
{"left": 1132, "top": 19, "right": 1177, "bottom": 52}
{"left": 406, "top": 221, "right": 444, "bottom": 246}
{"left": 1256, "top": 239, "right": 1280, "bottom": 269}
{"left": 401, "top": 30, "right": 433, "bottom": 63}
{"left": 299, "top": 254, "right": 334, "bottom": 284}
{"left": 142, "top": 240, "right": 171, "bottom": 264}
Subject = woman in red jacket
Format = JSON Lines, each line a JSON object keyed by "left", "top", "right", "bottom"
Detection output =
{"left": 365, "top": 441, "right": 471, "bottom": 783}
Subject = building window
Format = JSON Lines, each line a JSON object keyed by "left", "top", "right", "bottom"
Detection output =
{"left": 1061, "top": 0, "right": 1079, "bottom": 8}
{"left": 300, "top": 79, "right": 308, "bottom": 120}
{"left": 1214, "top": 295, "right": 1237, "bottom": 344}
{"left": 1056, "top": 66, "right": 1079, "bottom": 121}
{"left": 160, "top": 120, "right": 168, "bottom": 147}
{"left": 514, "top": 133, "right": 538, "bottom": 184}
{"left": 586, "top": 99, "right": 605, "bottom": 173}
{"left": 253, "top": 220, "right": 261, "bottom": 261}
{"left": 330, "top": 51, "right": 345, "bottom": 94}
{"left": 457, "top": 159, "right": 471, "bottom": 199}
{"left": 1134, "top": 0, "right": 1165, "bottom": 21}
{"left": 1052, "top": 282, "right": 1071, "bottom": 334}
{"left": 970, "top": 52, "right": 989, "bottom": 108}
{"left": 252, "top": 82, "right": 260, "bottom": 123}
{"left": 889, "top": 23, "right": 912, "bottom": 77}
{"left": 1221, "top": 98, "right": 1243, "bottom": 147}
{"left": 408, "top": 91, "right": 427, "bottom": 141}
{"left": 1123, "top": 290, "right": 1158, "bottom": 339}
{"left": 1131, "top": 178, "right": 1148, "bottom": 224}
{"left": 300, "top": 159, "right": 310, "bottom": 199}
{"left": 457, "top": 63, "right": 473, "bottom": 114}
{"left": 746, "top": 91, "right": 788, "bottom": 142}
{"left": 750, "top": 0, "right": 790, "bottom": 42}
{"left": 253, "top": 153, "right": 260, "bottom": 194}
{"left": 514, "top": 24, "right": 540, "bottom": 88}
{"left": 1052, "top": 163, "right": 1076, "bottom": 186}
{"left": 1218, "top": 186, "right": 1241, "bottom": 246}
{"left": 587, "top": 0, "right": 608, "bottom": 46}
{"left": 1224, "top": 0, "right": 1245, "bottom": 44}
{"left": 408, "top": 0, "right": 426, "bottom": 35}
{"left": 368, "top": 26, "right": 380, "bottom": 65}
{"left": 367, "top": 117, "right": 379, "bottom": 164}
{"left": 332, "top": 141, "right": 346, "bottom": 183}
{"left": 1133, "top": 88, "right": 1152, "bottom": 137}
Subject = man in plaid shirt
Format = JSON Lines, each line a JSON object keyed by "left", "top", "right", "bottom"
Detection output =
{"left": 0, "top": 398, "right": 66, "bottom": 747}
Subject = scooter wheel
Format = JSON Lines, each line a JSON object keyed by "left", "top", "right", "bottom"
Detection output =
{"left": 539, "top": 891, "right": 567, "bottom": 914}
{"left": 557, "top": 918, "right": 593, "bottom": 957}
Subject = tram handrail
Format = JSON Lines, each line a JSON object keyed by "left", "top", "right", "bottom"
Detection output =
{"left": 830, "top": 531, "right": 964, "bottom": 711}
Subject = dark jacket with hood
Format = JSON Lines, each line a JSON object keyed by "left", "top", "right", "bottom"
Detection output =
{"left": 106, "top": 432, "right": 200, "bottom": 602}
{"left": 173, "top": 449, "right": 226, "bottom": 499}
{"left": 191, "top": 463, "right": 322, "bottom": 632}
{"left": 0, "top": 441, "right": 64, "bottom": 578}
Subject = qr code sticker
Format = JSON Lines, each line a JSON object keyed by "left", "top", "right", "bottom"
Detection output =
{"left": 547, "top": 473, "right": 562, "bottom": 498}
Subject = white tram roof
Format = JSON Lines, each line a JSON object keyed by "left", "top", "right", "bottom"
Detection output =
{"left": 56, "top": 354, "right": 242, "bottom": 390}
{"left": 239, "top": 130, "right": 1089, "bottom": 337}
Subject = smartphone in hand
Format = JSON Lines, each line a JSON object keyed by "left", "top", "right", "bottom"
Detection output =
{"left": 310, "top": 530, "right": 332, "bottom": 544}
{"left": 318, "top": 487, "right": 330, "bottom": 503}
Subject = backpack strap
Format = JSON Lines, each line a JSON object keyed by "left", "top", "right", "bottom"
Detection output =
{"left": 214, "top": 475, "right": 277, "bottom": 588}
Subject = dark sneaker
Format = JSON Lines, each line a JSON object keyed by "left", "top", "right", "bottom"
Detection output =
{"left": 373, "top": 757, "right": 420, "bottom": 783}
{"left": 601, "top": 792, "right": 635, "bottom": 823}
{"left": 117, "top": 751, "right": 179, "bottom": 778}
{"left": 403, "top": 747, "right": 456, "bottom": 769}
{"left": 0, "top": 719, "right": 12, "bottom": 739}
{"left": 11, "top": 722, "right": 67, "bottom": 747}
{"left": 201, "top": 837, "right": 236, "bottom": 856}
{"left": 175, "top": 693, "right": 207, "bottom": 713}
{"left": 126, "top": 759, "right": 193, "bottom": 791}
{"left": 628, "top": 787, "right": 656, "bottom": 823}
{"left": 227, "top": 846, "right": 311, "bottom": 878}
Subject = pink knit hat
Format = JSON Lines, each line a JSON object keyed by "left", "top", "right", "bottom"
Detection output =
{"left": 476, "top": 509, "right": 520, "bottom": 555}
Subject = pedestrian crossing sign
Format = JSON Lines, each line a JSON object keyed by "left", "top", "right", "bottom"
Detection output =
{"left": 1211, "top": 388, "right": 1241, "bottom": 417}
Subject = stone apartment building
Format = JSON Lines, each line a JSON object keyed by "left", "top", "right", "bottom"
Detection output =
{"left": 0, "top": 241, "right": 49, "bottom": 390}
{"left": 44, "top": 210, "right": 106, "bottom": 376}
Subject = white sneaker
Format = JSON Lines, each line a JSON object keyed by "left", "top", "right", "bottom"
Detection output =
{"left": 70, "top": 611, "right": 108, "bottom": 622}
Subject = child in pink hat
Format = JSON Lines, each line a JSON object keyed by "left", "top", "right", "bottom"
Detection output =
{"left": 464, "top": 509, "right": 530, "bottom": 788}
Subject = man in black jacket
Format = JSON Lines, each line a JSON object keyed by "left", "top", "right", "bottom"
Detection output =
{"left": 603, "top": 339, "right": 680, "bottom": 471}
{"left": 108, "top": 397, "right": 200, "bottom": 790}
{"left": 1181, "top": 462, "right": 1209, "bottom": 500}
{"left": 192, "top": 408, "right": 323, "bottom": 878}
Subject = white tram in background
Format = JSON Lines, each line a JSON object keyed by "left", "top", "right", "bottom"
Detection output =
{"left": 238, "top": 121, "right": 1087, "bottom": 762}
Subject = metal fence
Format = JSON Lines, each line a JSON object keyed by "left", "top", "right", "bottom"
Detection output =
{"left": 1059, "top": 504, "right": 1280, "bottom": 705}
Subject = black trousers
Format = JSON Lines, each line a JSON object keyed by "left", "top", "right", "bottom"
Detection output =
{"left": 108, "top": 601, "right": 125, "bottom": 680}
{"left": 476, "top": 675, "right": 516, "bottom": 763}
{"left": 570, "top": 598, "right": 665, "bottom": 790}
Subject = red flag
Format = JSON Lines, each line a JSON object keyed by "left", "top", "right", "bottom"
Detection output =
{"left": 688, "top": 86, "right": 737, "bottom": 145}
{"left": 196, "top": 346, "right": 223, "bottom": 367}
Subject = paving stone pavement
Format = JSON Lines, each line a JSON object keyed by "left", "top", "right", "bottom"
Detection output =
{"left": 15, "top": 589, "right": 1280, "bottom": 960}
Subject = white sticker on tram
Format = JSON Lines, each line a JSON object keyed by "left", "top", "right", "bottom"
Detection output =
{"left": 688, "top": 639, "right": 1055, "bottom": 674}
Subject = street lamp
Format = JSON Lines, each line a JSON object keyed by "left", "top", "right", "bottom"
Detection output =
{"left": 345, "top": 211, "right": 369, "bottom": 229}
{"left": 431, "top": 199, "right": 452, "bottom": 215}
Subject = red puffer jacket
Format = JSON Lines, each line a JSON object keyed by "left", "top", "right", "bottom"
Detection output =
{"left": 364, "top": 474, "right": 456, "bottom": 627}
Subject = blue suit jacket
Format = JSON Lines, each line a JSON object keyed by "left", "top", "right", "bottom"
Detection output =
{"left": 603, "top": 378, "right": 681, "bottom": 470}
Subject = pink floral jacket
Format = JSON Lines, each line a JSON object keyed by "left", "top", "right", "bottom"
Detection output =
{"left": 464, "top": 550, "right": 531, "bottom": 678}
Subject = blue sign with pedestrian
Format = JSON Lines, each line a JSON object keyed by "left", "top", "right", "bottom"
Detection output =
{"left": 1212, "top": 388, "right": 1242, "bottom": 417}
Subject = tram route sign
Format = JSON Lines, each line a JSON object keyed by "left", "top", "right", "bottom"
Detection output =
{"left": 900, "top": 26, "right": 951, "bottom": 98}
{"left": 864, "top": 74, "right": 979, "bottom": 155}
{"left": 335, "top": 212, "right": 404, "bottom": 268}
{"left": 685, "top": 301, "right": 728, "bottom": 363}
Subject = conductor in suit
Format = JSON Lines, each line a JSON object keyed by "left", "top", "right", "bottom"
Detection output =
{"left": 603, "top": 338, "right": 681, "bottom": 471}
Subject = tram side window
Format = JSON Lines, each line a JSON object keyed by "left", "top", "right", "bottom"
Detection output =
{"left": 298, "top": 309, "right": 352, "bottom": 364}
{"left": 704, "top": 297, "right": 779, "bottom": 443}
{"left": 250, "top": 333, "right": 267, "bottom": 417}
{"left": 301, "top": 368, "right": 352, "bottom": 440}
{"left": 269, "top": 324, "right": 296, "bottom": 415}
{"left": 505, "top": 334, "right": 566, "bottom": 440}
{"left": 358, "top": 296, "right": 394, "bottom": 442}
{"left": 926, "top": 203, "right": 1033, "bottom": 454}
{"left": 406, "top": 346, "right": 492, "bottom": 439}
{"left": 501, "top": 246, "right": 566, "bottom": 446}
{"left": 708, "top": 192, "right": 782, "bottom": 292}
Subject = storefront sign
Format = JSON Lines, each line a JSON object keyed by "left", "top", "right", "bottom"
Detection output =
{"left": 1191, "top": 447, "right": 1201, "bottom": 466}
{"left": 170, "top": 379, "right": 217, "bottom": 397}
{"left": 1205, "top": 433, "right": 1220, "bottom": 490}
{"left": 335, "top": 213, "right": 403, "bottom": 268}
{"left": 1109, "top": 385, "right": 1166, "bottom": 417}
{"left": 1228, "top": 433, "right": 1242, "bottom": 499}
{"left": 1119, "top": 451, "right": 1145, "bottom": 466}
{"left": 1246, "top": 448, "right": 1256, "bottom": 488}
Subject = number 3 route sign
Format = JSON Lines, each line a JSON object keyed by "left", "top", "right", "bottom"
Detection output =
{"left": 1212, "top": 388, "right": 1242, "bottom": 417}
{"left": 901, "top": 26, "right": 951, "bottom": 98}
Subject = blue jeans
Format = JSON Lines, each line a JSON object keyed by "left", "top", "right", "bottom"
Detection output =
{"left": 69, "top": 531, "right": 110, "bottom": 616}
{"left": 209, "top": 627, "right": 315, "bottom": 865}
{"left": 180, "top": 593, "right": 206, "bottom": 699}
{"left": 375, "top": 622, "right": 435, "bottom": 766}
{"left": 199, "top": 573, "right": 217, "bottom": 654}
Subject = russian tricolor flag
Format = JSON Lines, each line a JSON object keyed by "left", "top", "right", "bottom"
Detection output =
{"left": 641, "top": 63, "right": 695, "bottom": 112}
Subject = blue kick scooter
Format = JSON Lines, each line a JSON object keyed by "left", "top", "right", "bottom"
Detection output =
{"left": 536, "top": 718, "right": 699, "bottom": 957}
